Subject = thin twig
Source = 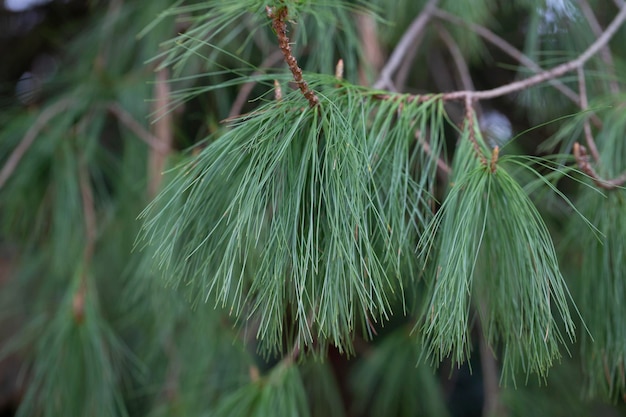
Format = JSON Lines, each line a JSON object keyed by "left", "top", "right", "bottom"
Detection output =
{"left": 440, "top": 5, "right": 626, "bottom": 101}
{"left": 415, "top": 130, "right": 451, "bottom": 180}
{"left": 0, "top": 98, "right": 74, "bottom": 190}
{"left": 579, "top": 0, "right": 621, "bottom": 95}
{"left": 432, "top": 8, "right": 581, "bottom": 106}
{"left": 476, "top": 305, "right": 508, "bottom": 417}
{"left": 465, "top": 95, "right": 486, "bottom": 166}
{"left": 436, "top": 23, "right": 475, "bottom": 92}
{"left": 357, "top": 12, "right": 385, "bottom": 85}
{"left": 577, "top": 67, "right": 601, "bottom": 162}
{"left": 281, "top": 309, "right": 315, "bottom": 366}
{"left": 373, "top": 0, "right": 440, "bottom": 91}
{"left": 266, "top": 6, "right": 319, "bottom": 107}
{"left": 435, "top": 22, "right": 482, "bottom": 132}
{"left": 433, "top": 7, "right": 604, "bottom": 129}
{"left": 573, "top": 142, "right": 626, "bottom": 189}
{"left": 162, "top": 338, "right": 182, "bottom": 401}
{"left": 148, "top": 68, "right": 174, "bottom": 197}
{"left": 393, "top": 27, "right": 426, "bottom": 91}
{"left": 78, "top": 159, "right": 97, "bottom": 266}
{"left": 228, "top": 49, "right": 284, "bottom": 118}
{"left": 73, "top": 155, "right": 97, "bottom": 324}
{"left": 107, "top": 103, "right": 170, "bottom": 155}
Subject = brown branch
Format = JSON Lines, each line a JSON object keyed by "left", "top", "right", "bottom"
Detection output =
{"left": 393, "top": 26, "right": 426, "bottom": 91}
{"left": 465, "top": 96, "right": 486, "bottom": 166}
{"left": 415, "top": 130, "right": 451, "bottom": 181}
{"left": 579, "top": 0, "right": 621, "bottom": 95}
{"left": 107, "top": 103, "right": 169, "bottom": 155}
{"left": 281, "top": 308, "right": 316, "bottom": 366}
{"left": 73, "top": 155, "right": 97, "bottom": 324}
{"left": 148, "top": 68, "right": 174, "bottom": 197}
{"left": 249, "top": 365, "right": 261, "bottom": 382}
{"left": 432, "top": 7, "right": 606, "bottom": 129}
{"left": 266, "top": 6, "right": 319, "bottom": 107}
{"left": 228, "top": 49, "right": 284, "bottom": 118}
{"left": 78, "top": 160, "right": 97, "bottom": 266}
{"left": 573, "top": 142, "right": 626, "bottom": 189}
{"left": 432, "top": 8, "right": 581, "bottom": 105}
{"left": 439, "top": 4, "right": 626, "bottom": 101}
{"left": 373, "top": 0, "right": 439, "bottom": 91}
{"left": 577, "top": 67, "right": 601, "bottom": 162}
{"left": 476, "top": 310, "right": 508, "bottom": 417}
{"left": 162, "top": 339, "right": 182, "bottom": 402}
{"left": 0, "top": 98, "right": 74, "bottom": 190}
{"left": 356, "top": 12, "right": 384, "bottom": 85}
{"left": 72, "top": 277, "right": 87, "bottom": 324}
{"left": 436, "top": 24, "right": 475, "bottom": 92}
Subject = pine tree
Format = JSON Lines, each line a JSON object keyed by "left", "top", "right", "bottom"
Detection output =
{"left": 1, "top": 1, "right": 626, "bottom": 416}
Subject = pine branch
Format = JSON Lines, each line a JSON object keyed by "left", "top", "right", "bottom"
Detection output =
{"left": 579, "top": 0, "right": 621, "bottom": 95}
{"left": 266, "top": 5, "right": 319, "bottom": 107}
{"left": 73, "top": 156, "right": 97, "bottom": 324}
{"left": 477, "top": 305, "right": 507, "bottom": 417}
{"left": 373, "top": 0, "right": 440, "bottom": 91}
{"left": 439, "top": 4, "right": 626, "bottom": 101}
{"left": 415, "top": 130, "right": 451, "bottom": 181}
{"left": 148, "top": 67, "right": 174, "bottom": 197}
{"left": 228, "top": 49, "right": 284, "bottom": 118}
{"left": 431, "top": 8, "right": 582, "bottom": 106}
{"left": 573, "top": 142, "right": 626, "bottom": 190}
{"left": 435, "top": 23, "right": 475, "bottom": 92}
{"left": 464, "top": 96, "right": 486, "bottom": 166}
{"left": 419, "top": 137, "right": 577, "bottom": 379}
{"left": 107, "top": 103, "right": 169, "bottom": 155}
{"left": 0, "top": 98, "right": 74, "bottom": 190}
{"left": 576, "top": 67, "right": 600, "bottom": 162}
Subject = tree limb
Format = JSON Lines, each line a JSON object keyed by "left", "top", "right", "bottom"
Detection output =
{"left": 579, "top": 0, "right": 621, "bottom": 95}
{"left": 228, "top": 49, "right": 284, "bottom": 118}
{"left": 577, "top": 67, "right": 601, "bottom": 162}
{"left": 266, "top": 5, "right": 319, "bottom": 107}
{"left": 573, "top": 142, "right": 626, "bottom": 189}
{"left": 373, "top": 0, "right": 440, "bottom": 91}
{"left": 107, "top": 103, "right": 170, "bottom": 154}
{"left": 0, "top": 98, "right": 74, "bottom": 190}
{"left": 432, "top": 8, "right": 581, "bottom": 105}
{"left": 435, "top": 23, "right": 475, "bottom": 92}
{"left": 440, "top": 4, "right": 626, "bottom": 101}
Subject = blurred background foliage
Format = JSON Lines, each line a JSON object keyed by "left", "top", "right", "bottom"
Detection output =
{"left": 1, "top": 0, "right": 626, "bottom": 416}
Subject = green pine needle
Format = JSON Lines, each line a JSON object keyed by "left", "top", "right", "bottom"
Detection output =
{"left": 574, "top": 189, "right": 626, "bottom": 400}
{"left": 211, "top": 362, "right": 310, "bottom": 417}
{"left": 138, "top": 82, "right": 443, "bottom": 354}
{"left": 418, "top": 130, "right": 576, "bottom": 380}
{"left": 16, "top": 270, "right": 132, "bottom": 417}
{"left": 350, "top": 328, "right": 451, "bottom": 417}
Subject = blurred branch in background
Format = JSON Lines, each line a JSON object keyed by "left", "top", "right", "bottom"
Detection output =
{"left": 1, "top": 1, "right": 626, "bottom": 417}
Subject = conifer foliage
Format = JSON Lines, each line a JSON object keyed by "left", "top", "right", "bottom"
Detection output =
{"left": 2, "top": 0, "right": 626, "bottom": 416}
